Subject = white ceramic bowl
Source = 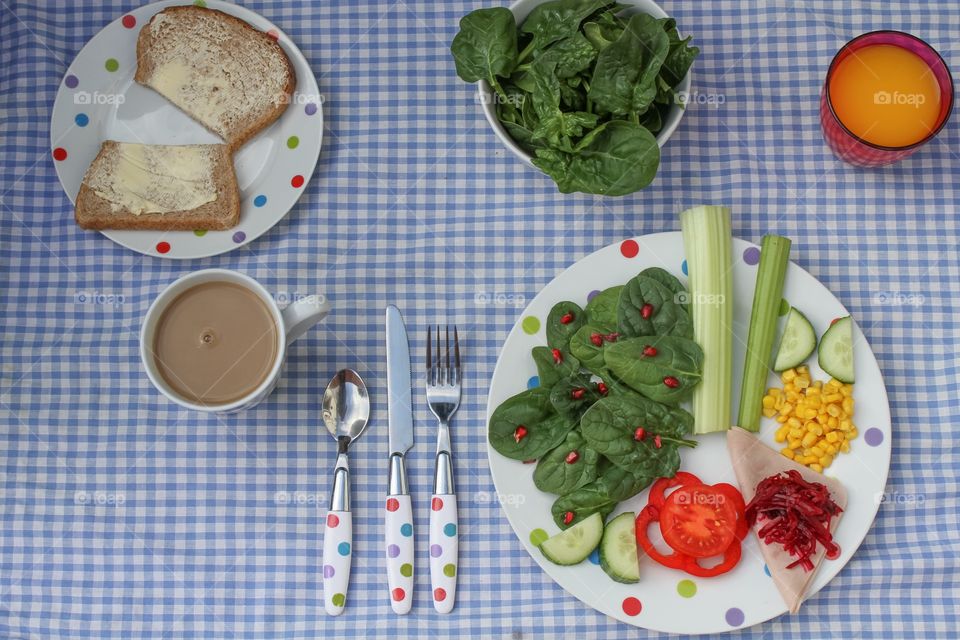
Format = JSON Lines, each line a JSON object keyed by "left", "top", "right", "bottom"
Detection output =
{"left": 478, "top": 0, "right": 693, "bottom": 170}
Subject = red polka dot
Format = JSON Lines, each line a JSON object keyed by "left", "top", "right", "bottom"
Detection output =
{"left": 291, "top": 175, "right": 305, "bottom": 188}
{"left": 620, "top": 239, "right": 639, "bottom": 258}
{"left": 52, "top": 147, "right": 67, "bottom": 161}
{"left": 830, "top": 317, "right": 840, "bottom": 325}
{"left": 622, "top": 596, "right": 642, "bottom": 616}
{"left": 327, "top": 513, "right": 339, "bottom": 528}
{"left": 266, "top": 29, "right": 279, "bottom": 40}
{"left": 121, "top": 15, "right": 136, "bottom": 28}
{"left": 386, "top": 498, "right": 399, "bottom": 512}
{"left": 391, "top": 588, "right": 405, "bottom": 601}
{"left": 431, "top": 497, "right": 444, "bottom": 511}
{"left": 433, "top": 588, "right": 446, "bottom": 602}
{"left": 155, "top": 241, "right": 170, "bottom": 254}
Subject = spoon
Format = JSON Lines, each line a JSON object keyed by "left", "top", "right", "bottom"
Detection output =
{"left": 320, "top": 369, "right": 371, "bottom": 616}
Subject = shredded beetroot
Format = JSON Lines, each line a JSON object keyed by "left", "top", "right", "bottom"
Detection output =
{"left": 744, "top": 470, "right": 843, "bottom": 572}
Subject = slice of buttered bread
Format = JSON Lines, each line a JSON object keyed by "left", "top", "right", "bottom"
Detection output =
{"left": 135, "top": 6, "right": 296, "bottom": 151}
{"left": 75, "top": 141, "right": 240, "bottom": 231}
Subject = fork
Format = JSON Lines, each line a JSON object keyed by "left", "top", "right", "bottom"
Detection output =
{"left": 425, "top": 325, "right": 461, "bottom": 614}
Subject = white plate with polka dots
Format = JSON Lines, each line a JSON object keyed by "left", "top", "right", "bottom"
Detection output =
{"left": 50, "top": 0, "right": 323, "bottom": 259}
{"left": 485, "top": 232, "right": 892, "bottom": 634}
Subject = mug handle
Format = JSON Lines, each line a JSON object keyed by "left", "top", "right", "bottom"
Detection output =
{"left": 281, "top": 294, "right": 331, "bottom": 345}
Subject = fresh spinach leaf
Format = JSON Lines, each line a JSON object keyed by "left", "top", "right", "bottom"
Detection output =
{"left": 594, "top": 458, "right": 653, "bottom": 501}
{"left": 603, "top": 336, "right": 703, "bottom": 404}
{"left": 617, "top": 274, "right": 693, "bottom": 338}
{"left": 531, "top": 345, "right": 581, "bottom": 389}
{"left": 584, "top": 285, "right": 623, "bottom": 331}
{"left": 551, "top": 482, "right": 617, "bottom": 528}
{"left": 546, "top": 300, "right": 587, "bottom": 350}
{"left": 569, "top": 324, "right": 613, "bottom": 375}
{"left": 451, "top": 8, "right": 518, "bottom": 85}
{"left": 533, "top": 430, "right": 600, "bottom": 495}
{"left": 529, "top": 60, "right": 600, "bottom": 147}
{"left": 488, "top": 387, "right": 573, "bottom": 460}
{"left": 521, "top": 0, "right": 610, "bottom": 50}
{"left": 588, "top": 13, "right": 669, "bottom": 117}
{"left": 549, "top": 374, "right": 601, "bottom": 423}
{"left": 660, "top": 32, "right": 699, "bottom": 87}
{"left": 538, "top": 32, "right": 598, "bottom": 79}
{"left": 639, "top": 267, "right": 688, "bottom": 308}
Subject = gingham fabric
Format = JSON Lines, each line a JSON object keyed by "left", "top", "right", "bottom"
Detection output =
{"left": 1, "top": 1, "right": 957, "bottom": 638}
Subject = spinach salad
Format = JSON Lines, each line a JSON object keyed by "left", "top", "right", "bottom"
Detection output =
{"left": 488, "top": 267, "right": 704, "bottom": 530}
{"left": 451, "top": 0, "right": 699, "bottom": 196}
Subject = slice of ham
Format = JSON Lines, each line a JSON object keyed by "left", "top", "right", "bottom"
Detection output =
{"left": 726, "top": 427, "right": 847, "bottom": 613}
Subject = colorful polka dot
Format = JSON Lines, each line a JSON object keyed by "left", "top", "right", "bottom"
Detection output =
{"left": 587, "top": 289, "right": 600, "bottom": 302}
{"left": 323, "top": 564, "right": 335, "bottom": 578}
{"left": 527, "top": 375, "right": 539, "bottom": 389}
{"left": 287, "top": 136, "right": 299, "bottom": 149}
{"left": 52, "top": 147, "right": 67, "bottom": 161}
{"left": 681, "top": 258, "right": 688, "bottom": 275}
{"left": 291, "top": 174, "right": 305, "bottom": 188}
{"left": 725, "top": 607, "right": 745, "bottom": 626}
{"left": 677, "top": 579, "right": 697, "bottom": 598}
{"left": 253, "top": 194, "right": 267, "bottom": 207}
{"left": 387, "top": 544, "right": 400, "bottom": 558}
{"left": 620, "top": 239, "right": 640, "bottom": 258}
{"left": 193, "top": 230, "right": 207, "bottom": 237}
{"left": 266, "top": 29, "right": 279, "bottom": 40}
{"left": 386, "top": 498, "right": 400, "bottom": 512}
{"left": 433, "top": 588, "right": 446, "bottom": 602}
{"left": 443, "top": 563, "right": 456, "bottom": 577}
{"left": 331, "top": 593, "right": 345, "bottom": 607}
{"left": 830, "top": 317, "right": 841, "bottom": 325}
{"left": 337, "top": 542, "right": 350, "bottom": 556}
{"left": 588, "top": 549, "right": 600, "bottom": 565}
{"left": 764, "top": 563, "right": 771, "bottom": 577}
{"left": 156, "top": 241, "right": 171, "bottom": 254}
{"left": 521, "top": 316, "right": 540, "bottom": 335}
{"left": 392, "top": 587, "right": 405, "bottom": 601}
{"left": 74, "top": 113, "right": 89, "bottom": 127}
{"left": 400, "top": 563, "right": 413, "bottom": 577}
{"left": 621, "top": 596, "right": 642, "bottom": 616}
{"left": 443, "top": 523, "right": 457, "bottom": 537}
{"left": 232, "top": 231, "right": 246, "bottom": 244}
{"left": 779, "top": 298, "right": 790, "bottom": 316}
{"left": 105, "top": 58, "right": 119, "bottom": 72}
{"left": 305, "top": 103, "right": 318, "bottom": 116}
{"left": 865, "top": 428, "right": 884, "bottom": 446}
{"left": 743, "top": 246, "right": 761, "bottom": 265}
{"left": 432, "top": 497, "right": 444, "bottom": 511}
{"left": 400, "top": 523, "right": 413, "bottom": 537}
{"left": 65, "top": 75, "right": 78, "bottom": 89}
{"left": 529, "top": 528, "right": 548, "bottom": 546}
{"left": 194, "top": 0, "right": 207, "bottom": 6}
{"left": 430, "top": 544, "right": 442, "bottom": 558}
{"left": 121, "top": 15, "right": 136, "bottom": 28}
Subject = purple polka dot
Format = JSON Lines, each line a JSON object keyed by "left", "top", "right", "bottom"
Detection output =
{"left": 865, "top": 428, "right": 884, "bottom": 447}
{"left": 725, "top": 608, "right": 745, "bottom": 627}
{"left": 387, "top": 544, "right": 400, "bottom": 558}
{"left": 587, "top": 289, "right": 600, "bottom": 302}
{"left": 65, "top": 74, "right": 78, "bottom": 88}
{"left": 430, "top": 544, "right": 442, "bottom": 558}
{"left": 743, "top": 247, "right": 761, "bottom": 266}
{"left": 323, "top": 564, "right": 335, "bottom": 579}
{"left": 305, "top": 103, "right": 317, "bottom": 115}
{"left": 232, "top": 231, "right": 246, "bottom": 243}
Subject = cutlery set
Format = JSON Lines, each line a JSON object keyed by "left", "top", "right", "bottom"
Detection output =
{"left": 322, "top": 306, "right": 461, "bottom": 615}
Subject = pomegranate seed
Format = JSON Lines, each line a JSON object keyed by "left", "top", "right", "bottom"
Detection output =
{"left": 633, "top": 426, "right": 646, "bottom": 441}
{"left": 604, "top": 332, "right": 620, "bottom": 342}
{"left": 559, "top": 312, "right": 575, "bottom": 325}
{"left": 551, "top": 348, "right": 563, "bottom": 365}
{"left": 571, "top": 387, "right": 586, "bottom": 400}
{"left": 596, "top": 382, "right": 609, "bottom": 396}
{"left": 514, "top": 425, "right": 528, "bottom": 443}
{"left": 643, "top": 345, "right": 658, "bottom": 357}
{"left": 565, "top": 450, "right": 580, "bottom": 464}
{"left": 654, "top": 435, "right": 662, "bottom": 449}
{"left": 523, "top": 459, "right": 536, "bottom": 464}
{"left": 640, "top": 303, "right": 654, "bottom": 319}
{"left": 563, "top": 511, "right": 575, "bottom": 525}
{"left": 590, "top": 333, "right": 603, "bottom": 347}
{"left": 663, "top": 376, "right": 680, "bottom": 388}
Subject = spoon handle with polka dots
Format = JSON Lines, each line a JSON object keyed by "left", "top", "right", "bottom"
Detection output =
{"left": 322, "top": 509, "right": 352, "bottom": 616}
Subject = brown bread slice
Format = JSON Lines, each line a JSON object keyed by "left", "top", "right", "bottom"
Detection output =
{"left": 75, "top": 141, "right": 240, "bottom": 231}
{"left": 135, "top": 6, "right": 296, "bottom": 151}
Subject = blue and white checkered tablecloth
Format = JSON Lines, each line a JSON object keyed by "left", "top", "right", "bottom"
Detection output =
{"left": 1, "top": 0, "right": 958, "bottom": 637}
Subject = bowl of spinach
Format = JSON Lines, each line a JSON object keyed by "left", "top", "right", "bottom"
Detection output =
{"left": 451, "top": 0, "right": 698, "bottom": 196}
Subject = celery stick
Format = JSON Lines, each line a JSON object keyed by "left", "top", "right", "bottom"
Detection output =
{"left": 738, "top": 235, "right": 792, "bottom": 431}
{"left": 680, "top": 206, "right": 733, "bottom": 434}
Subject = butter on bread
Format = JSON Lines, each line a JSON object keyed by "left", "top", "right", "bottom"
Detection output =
{"left": 134, "top": 6, "right": 296, "bottom": 151}
{"left": 75, "top": 141, "right": 239, "bottom": 231}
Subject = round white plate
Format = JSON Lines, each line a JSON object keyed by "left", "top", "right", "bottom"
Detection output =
{"left": 485, "top": 232, "right": 892, "bottom": 634}
{"left": 50, "top": 0, "right": 323, "bottom": 259}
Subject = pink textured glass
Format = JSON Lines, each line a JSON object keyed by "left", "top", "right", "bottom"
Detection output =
{"left": 820, "top": 31, "right": 954, "bottom": 167}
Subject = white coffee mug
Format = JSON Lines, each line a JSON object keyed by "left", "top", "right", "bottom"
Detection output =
{"left": 141, "top": 269, "right": 330, "bottom": 413}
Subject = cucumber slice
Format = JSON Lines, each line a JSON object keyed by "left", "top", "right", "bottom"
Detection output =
{"left": 539, "top": 512, "right": 603, "bottom": 566}
{"left": 773, "top": 307, "right": 817, "bottom": 371}
{"left": 599, "top": 512, "right": 639, "bottom": 583}
{"left": 818, "top": 316, "right": 855, "bottom": 383}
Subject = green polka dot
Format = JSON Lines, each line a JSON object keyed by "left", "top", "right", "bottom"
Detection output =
{"left": 193, "top": 0, "right": 207, "bottom": 6}
{"left": 400, "top": 563, "right": 412, "bottom": 577}
{"left": 677, "top": 579, "right": 697, "bottom": 598}
{"left": 443, "top": 563, "right": 456, "bottom": 577}
{"left": 529, "top": 528, "right": 548, "bottom": 546}
{"left": 286, "top": 136, "right": 299, "bottom": 149}
{"left": 778, "top": 298, "right": 790, "bottom": 317}
{"left": 331, "top": 593, "right": 345, "bottom": 607}
{"left": 193, "top": 230, "right": 207, "bottom": 237}
{"left": 521, "top": 316, "right": 541, "bottom": 335}
{"left": 105, "top": 58, "right": 119, "bottom": 72}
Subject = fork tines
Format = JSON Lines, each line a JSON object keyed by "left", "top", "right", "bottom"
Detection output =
{"left": 426, "top": 325, "right": 461, "bottom": 386}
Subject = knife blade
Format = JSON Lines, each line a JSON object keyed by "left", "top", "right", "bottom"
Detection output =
{"left": 386, "top": 305, "right": 414, "bottom": 457}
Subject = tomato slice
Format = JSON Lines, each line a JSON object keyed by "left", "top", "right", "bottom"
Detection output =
{"left": 659, "top": 485, "right": 739, "bottom": 558}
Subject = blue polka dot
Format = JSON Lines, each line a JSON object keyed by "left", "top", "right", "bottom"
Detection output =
{"left": 443, "top": 523, "right": 457, "bottom": 537}
{"left": 527, "top": 375, "right": 539, "bottom": 389}
{"left": 588, "top": 549, "right": 600, "bottom": 565}
{"left": 74, "top": 113, "right": 89, "bottom": 127}
{"left": 400, "top": 523, "right": 413, "bottom": 537}
{"left": 337, "top": 542, "right": 350, "bottom": 556}
{"left": 253, "top": 194, "right": 267, "bottom": 207}
{"left": 764, "top": 564, "right": 771, "bottom": 577}
{"left": 681, "top": 259, "right": 688, "bottom": 276}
